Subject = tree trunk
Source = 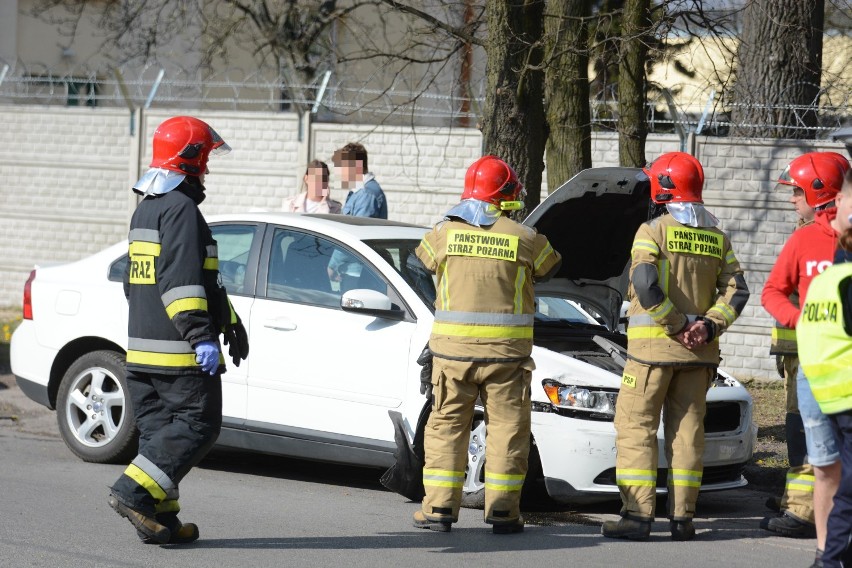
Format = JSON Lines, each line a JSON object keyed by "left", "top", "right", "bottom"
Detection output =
{"left": 617, "top": 0, "right": 651, "bottom": 167}
{"left": 544, "top": 0, "right": 592, "bottom": 191}
{"left": 481, "top": 0, "right": 547, "bottom": 212}
{"left": 731, "top": 0, "right": 824, "bottom": 138}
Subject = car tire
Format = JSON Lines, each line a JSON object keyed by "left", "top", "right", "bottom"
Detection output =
{"left": 458, "top": 414, "right": 546, "bottom": 509}
{"left": 56, "top": 350, "right": 137, "bottom": 464}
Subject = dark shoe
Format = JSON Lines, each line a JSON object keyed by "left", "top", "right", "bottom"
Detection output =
{"left": 413, "top": 510, "right": 452, "bottom": 533}
{"left": 601, "top": 517, "right": 651, "bottom": 541}
{"left": 765, "top": 496, "right": 781, "bottom": 512}
{"left": 108, "top": 494, "right": 170, "bottom": 544}
{"left": 808, "top": 548, "right": 824, "bottom": 568}
{"left": 763, "top": 513, "right": 816, "bottom": 538}
{"left": 670, "top": 520, "right": 695, "bottom": 541}
{"left": 492, "top": 516, "right": 524, "bottom": 535}
{"left": 138, "top": 514, "right": 199, "bottom": 544}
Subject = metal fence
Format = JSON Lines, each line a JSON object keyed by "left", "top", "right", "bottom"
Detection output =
{"left": 0, "top": 62, "right": 849, "bottom": 137}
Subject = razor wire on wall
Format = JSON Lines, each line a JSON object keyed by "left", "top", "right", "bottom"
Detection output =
{"left": 0, "top": 61, "right": 849, "bottom": 136}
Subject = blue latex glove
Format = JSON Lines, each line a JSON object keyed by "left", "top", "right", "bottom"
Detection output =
{"left": 194, "top": 341, "right": 219, "bottom": 375}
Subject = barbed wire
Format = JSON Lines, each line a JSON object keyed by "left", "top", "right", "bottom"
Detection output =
{"left": 0, "top": 61, "right": 848, "bottom": 135}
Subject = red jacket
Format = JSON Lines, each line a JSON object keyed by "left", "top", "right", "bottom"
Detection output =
{"left": 762, "top": 209, "right": 838, "bottom": 328}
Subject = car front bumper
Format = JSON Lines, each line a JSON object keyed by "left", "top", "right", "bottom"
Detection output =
{"left": 531, "top": 401, "right": 756, "bottom": 505}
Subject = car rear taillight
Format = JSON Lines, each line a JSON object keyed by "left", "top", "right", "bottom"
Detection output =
{"left": 23, "top": 269, "right": 35, "bottom": 320}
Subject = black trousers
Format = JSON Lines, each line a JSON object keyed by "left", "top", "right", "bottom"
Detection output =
{"left": 111, "top": 370, "right": 222, "bottom": 514}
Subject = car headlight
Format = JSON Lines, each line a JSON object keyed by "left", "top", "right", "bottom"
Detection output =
{"left": 541, "top": 379, "right": 618, "bottom": 420}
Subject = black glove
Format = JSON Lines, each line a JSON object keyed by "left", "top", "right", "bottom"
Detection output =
{"left": 223, "top": 318, "right": 249, "bottom": 367}
{"left": 416, "top": 345, "right": 433, "bottom": 399}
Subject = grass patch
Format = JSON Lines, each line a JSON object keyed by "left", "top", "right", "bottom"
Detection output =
{"left": 741, "top": 379, "right": 788, "bottom": 491}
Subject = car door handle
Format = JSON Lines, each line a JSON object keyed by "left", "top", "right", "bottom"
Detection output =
{"left": 263, "top": 318, "right": 297, "bottom": 331}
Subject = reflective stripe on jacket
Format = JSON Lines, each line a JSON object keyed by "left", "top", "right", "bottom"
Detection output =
{"left": 415, "top": 215, "right": 561, "bottom": 361}
{"left": 124, "top": 188, "right": 230, "bottom": 375}
{"left": 797, "top": 263, "right": 852, "bottom": 415}
{"left": 626, "top": 213, "right": 749, "bottom": 366}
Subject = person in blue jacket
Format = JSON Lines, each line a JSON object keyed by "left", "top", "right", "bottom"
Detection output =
{"left": 333, "top": 142, "right": 387, "bottom": 219}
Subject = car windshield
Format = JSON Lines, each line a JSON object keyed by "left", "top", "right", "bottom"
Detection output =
{"left": 535, "top": 296, "right": 604, "bottom": 326}
{"left": 364, "top": 239, "right": 436, "bottom": 311}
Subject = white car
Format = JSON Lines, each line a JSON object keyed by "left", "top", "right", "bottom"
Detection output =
{"left": 11, "top": 167, "right": 756, "bottom": 506}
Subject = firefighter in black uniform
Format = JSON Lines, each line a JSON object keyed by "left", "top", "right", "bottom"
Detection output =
{"left": 108, "top": 116, "right": 248, "bottom": 544}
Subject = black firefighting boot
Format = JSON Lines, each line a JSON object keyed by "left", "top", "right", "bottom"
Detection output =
{"left": 670, "top": 520, "right": 695, "bottom": 541}
{"left": 138, "top": 512, "right": 199, "bottom": 544}
{"left": 765, "top": 496, "right": 782, "bottom": 513}
{"left": 601, "top": 516, "right": 652, "bottom": 541}
{"left": 413, "top": 510, "right": 452, "bottom": 533}
{"left": 491, "top": 516, "right": 525, "bottom": 535}
{"left": 760, "top": 512, "right": 816, "bottom": 538}
{"left": 108, "top": 493, "right": 170, "bottom": 544}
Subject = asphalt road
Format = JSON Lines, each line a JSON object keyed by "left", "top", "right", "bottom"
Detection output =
{"left": 0, "top": 374, "right": 818, "bottom": 568}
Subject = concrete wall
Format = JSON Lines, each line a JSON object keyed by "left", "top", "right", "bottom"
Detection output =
{"left": 0, "top": 105, "right": 848, "bottom": 380}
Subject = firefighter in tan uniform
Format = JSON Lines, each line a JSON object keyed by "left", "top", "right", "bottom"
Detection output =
{"left": 601, "top": 152, "right": 750, "bottom": 541}
{"left": 760, "top": 169, "right": 824, "bottom": 537}
{"left": 413, "top": 155, "right": 561, "bottom": 534}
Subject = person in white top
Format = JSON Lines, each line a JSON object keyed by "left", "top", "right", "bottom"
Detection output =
{"left": 282, "top": 160, "right": 342, "bottom": 214}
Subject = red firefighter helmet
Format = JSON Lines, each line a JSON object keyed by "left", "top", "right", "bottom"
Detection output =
{"left": 149, "top": 116, "right": 230, "bottom": 176}
{"left": 643, "top": 152, "right": 704, "bottom": 204}
{"left": 462, "top": 155, "right": 524, "bottom": 208}
{"left": 776, "top": 151, "right": 850, "bottom": 208}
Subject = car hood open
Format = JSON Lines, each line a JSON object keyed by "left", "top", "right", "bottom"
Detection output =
{"left": 524, "top": 167, "right": 651, "bottom": 330}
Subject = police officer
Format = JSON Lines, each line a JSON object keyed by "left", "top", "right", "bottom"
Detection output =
{"left": 797, "top": 172, "right": 852, "bottom": 568}
{"left": 108, "top": 116, "right": 249, "bottom": 544}
{"left": 413, "top": 155, "right": 561, "bottom": 533}
{"left": 602, "top": 152, "right": 749, "bottom": 541}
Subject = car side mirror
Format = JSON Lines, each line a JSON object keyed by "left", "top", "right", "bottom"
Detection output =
{"left": 341, "top": 289, "right": 406, "bottom": 321}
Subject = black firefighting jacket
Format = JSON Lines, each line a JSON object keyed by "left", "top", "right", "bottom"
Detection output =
{"left": 123, "top": 184, "right": 231, "bottom": 375}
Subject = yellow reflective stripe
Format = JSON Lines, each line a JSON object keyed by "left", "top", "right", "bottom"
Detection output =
{"left": 484, "top": 472, "right": 525, "bottom": 491}
{"left": 669, "top": 468, "right": 702, "bottom": 487}
{"left": 786, "top": 472, "right": 815, "bottom": 492}
{"left": 129, "top": 241, "right": 161, "bottom": 256}
{"left": 431, "top": 322, "right": 533, "bottom": 339}
{"left": 165, "top": 297, "right": 208, "bottom": 319}
{"left": 632, "top": 240, "right": 659, "bottom": 257}
{"left": 439, "top": 262, "right": 450, "bottom": 309}
{"left": 419, "top": 239, "right": 436, "bottom": 262}
{"left": 807, "top": 370, "right": 852, "bottom": 405}
{"left": 423, "top": 468, "right": 464, "bottom": 488}
{"left": 155, "top": 499, "right": 181, "bottom": 514}
{"left": 726, "top": 250, "right": 737, "bottom": 264}
{"left": 648, "top": 297, "right": 674, "bottom": 319}
{"left": 708, "top": 303, "right": 736, "bottom": 325}
{"left": 616, "top": 468, "right": 656, "bottom": 487}
{"left": 534, "top": 242, "right": 555, "bottom": 270}
{"left": 124, "top": 464, "right": 167, "bottom": 501}
{"left": 659, "top": 259, "right": 670, "bottom": 294}
{"left": 228, "top": 299, "right": 238, "bottom": 325}
{"left": 627, "top": 325, "right": 719, "bottom": 344}
{"left": 127, "top": 350, "right": 224, "bottom": 367}
{"left": 627, "top": 325, "right": 669, "bottom": 340}
{"left": 203, "top": 258, "right": 218, "bottom": 270}
{"left": 772, "top": 327, "right": 796, "bottom": 341}
{"left": 513, "top": 267, "right": 525, "bottom": 314}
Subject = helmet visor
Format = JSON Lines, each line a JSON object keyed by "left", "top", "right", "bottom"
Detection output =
{"left": 209, "top": 127, "right": 231, "bottom": 156}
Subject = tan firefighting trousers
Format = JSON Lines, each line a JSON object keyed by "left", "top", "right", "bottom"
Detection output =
{"left": 421, "top": 357, "right": 533, "bottom": 524}
{"left": 614, "top": 360, "right": 713, "bottom": 521}
{"left": 779, "top": 355, "right": 816, "bottom": 523}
